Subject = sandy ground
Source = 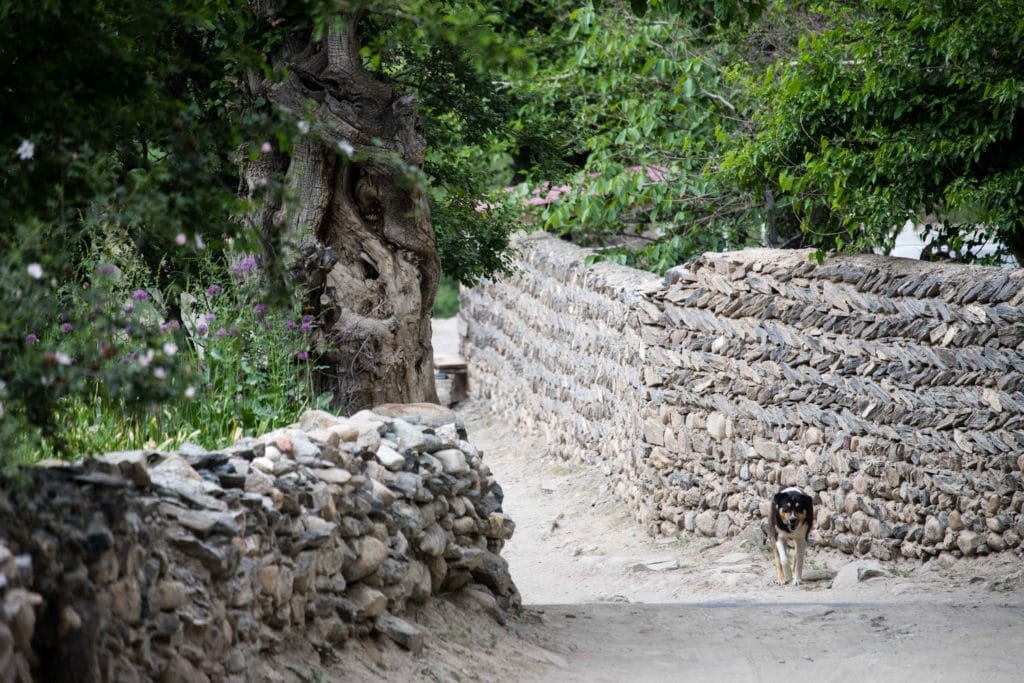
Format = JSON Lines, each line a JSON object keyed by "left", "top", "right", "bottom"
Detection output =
{"left": 306, "top": 398, "right": 1023, "bottom": 683}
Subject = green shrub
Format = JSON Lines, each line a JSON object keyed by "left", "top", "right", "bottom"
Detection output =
{"left": 432, "top": 275, "right": 461, "bottom": 319}
{"left": 25, "top": 243, "right": 328, "bottom": 460}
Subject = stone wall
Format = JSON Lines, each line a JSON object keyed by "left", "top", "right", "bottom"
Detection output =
{"left": 0, "top": 404, "right": 517, "bottom": 682}
{"left": 460, "top": 234, "right": 660, "bottom": 514}
{"left": 461, "top": 233, "right": 1024, "bottom": 562}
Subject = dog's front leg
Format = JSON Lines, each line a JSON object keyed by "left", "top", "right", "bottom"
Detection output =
{"left": 792, "top": 537, "right": 806, "bottom": 585}
{"left": 774, "top": 538, "right": 792, "bottom": 584}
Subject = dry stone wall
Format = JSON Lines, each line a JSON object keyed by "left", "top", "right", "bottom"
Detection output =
{"left": 460, "top": 234, "right": 660, "bottom": 514}
{"left": 461, "top": 233, "right": 1024, "bottom": 563}
{"left": 0, "top": 404, "right": 517, "bottom": 682}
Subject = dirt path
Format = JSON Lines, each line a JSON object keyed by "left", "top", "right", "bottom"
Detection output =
{"left": 454, "top": 400, "right": 1024, "bottom": 683}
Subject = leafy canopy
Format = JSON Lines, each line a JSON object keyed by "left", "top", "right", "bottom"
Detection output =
{"left": 722, "top": 0, "right": 1024, "bottom": 262}
{"left": 504, "top": 0, "right": 784, "bottom": 272}
{"left": 0, "top": 0, "right": 548, "bottom": 463}
{"left": 509, "top": 0, "right": 1023, "bottom": 268}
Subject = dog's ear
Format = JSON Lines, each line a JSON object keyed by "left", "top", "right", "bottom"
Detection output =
{"left": 773, "top": 491, "right": 787, "bottom": 507}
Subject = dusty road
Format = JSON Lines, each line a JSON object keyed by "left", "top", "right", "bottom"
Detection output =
{"left": 459, "top": 400, "right": 1024, "bottom": 683}
{"left": 526, "top": 601, "right": 1023, "bottom": 682}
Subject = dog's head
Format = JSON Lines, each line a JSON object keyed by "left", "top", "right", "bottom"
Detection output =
{"left": 773, "top": 487, "right": 812, "bottom": 533}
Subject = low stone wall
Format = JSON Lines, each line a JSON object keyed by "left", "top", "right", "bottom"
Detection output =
{"left": 0, "top": 404, "right": 517, "bottom": 682}
{"left": 461, "top": 233, "right": 1024, "bottom": 562}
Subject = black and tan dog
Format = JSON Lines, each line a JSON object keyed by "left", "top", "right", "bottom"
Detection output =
{"left": 768, "top": 486, "right": 814, "bottom": 585}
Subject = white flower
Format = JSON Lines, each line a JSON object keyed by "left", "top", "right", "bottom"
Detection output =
{"left": 27, "top": 263, "right": 43, "bottom": 279}
{"left": 297, "top": 120, "right": 310, "bottom": 134}
{"left": 184, "top": 386, "right": 196, "bottom": 399}
{"left": 338, "top": 139, "right": 354, "bottom": 157}
{"left": 153, "top": 367, "right": 167, "bottom": 380}
{"left": 55, "top": 352, "right": 72, "bottom": 366}
{"left": 175, "top": 233, "right": 187, "bottom": 246}
{"left": 195, "top": 234, "right": 206, "bottom": 250}
{"left": 138, "top": 349, "right": 154, "bottom": 368}
{"left": 17, "top": 139, "right": 34, "bottom": 160}
{"left": 163, "top": 342, "right": 178, "bottom": 356}
{"left": 261, "top": 141, "right": 272, "bottom": 153}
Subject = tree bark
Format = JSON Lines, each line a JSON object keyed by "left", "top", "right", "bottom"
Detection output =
{"left": 249, "top": 12, "right": 440, "bottom": 412}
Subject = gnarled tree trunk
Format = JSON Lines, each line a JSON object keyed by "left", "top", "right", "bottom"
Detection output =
{"left": 244, "top": 12, "right": 439, "bottom": 412}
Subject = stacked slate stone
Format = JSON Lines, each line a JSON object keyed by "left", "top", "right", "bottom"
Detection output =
{"left": 461, "top": 233, "right": 1024, "bottom": 562}
{"left": 460, "top": 232, "right": 660, "bottom": 525}
{"left": 0, "top": 403, "right": 517, "bottom": 682}
{"left": 639, "top": 248, "right": 1024, "bottom": 559}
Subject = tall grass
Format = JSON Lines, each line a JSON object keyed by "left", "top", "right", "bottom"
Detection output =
{"left": 38, "top": 246, "right": 328, "bottom": 459}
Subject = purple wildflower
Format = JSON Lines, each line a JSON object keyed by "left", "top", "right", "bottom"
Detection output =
{"left": 25, "top": 333, "right": 38, "bottom": 345}
{"left": 206, "top": 284, "right": 223, "bottom": 297}
{"left": 160, "top": 320, "right": 180, "bottom": 332}
{"left": 196, "top": 322, "right": 209, "bottom": 336}
{"left": 203, "top": 312, "right": 216, "bottom": 323}
{"left": 230, "top": 254, "right": 259, "bottom": 275}
{"left": 286, "top": 320, "right": 297, "bottom": 330}
{"left": 297, "top": 351, "right": 310, "bottom": 362}
{"left": 253, "top": 303, "right": 268, "bottom": 319}
{"left": 132, "top": 289, "right": 150, "bottom": 301}
{"left": 300, "top": 314, "right": 314, "bottom": 333}
{"left": 123, "top": 302, "right": 135, "bottom": 314}
{"left": 215, "top": 327, "right": 228, "bottom": 338}
{"left": 60, "top": 322, "right": 73, "bottom": 333}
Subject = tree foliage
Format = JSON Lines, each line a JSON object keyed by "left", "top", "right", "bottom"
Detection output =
{"left": 1, "top": 0, "right": 278, "bottom": 458}
{"left": 722, "top": 0, "right": 1024, "bottom": 263}
{"left": 505, "top": 0, "right": 782, "bottom": 272}
{"left": 621, "top": 0, "right": 767, "bottom": 30}
{"left": 509, "top": 0, "right": 1023, "bottom": 268}
{"left": 0, "top": 0, "right": 543, "bottom": 461}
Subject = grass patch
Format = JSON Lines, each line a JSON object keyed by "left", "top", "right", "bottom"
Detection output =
{"left": 433, "top": 274, "right": 460, "bottom": 318}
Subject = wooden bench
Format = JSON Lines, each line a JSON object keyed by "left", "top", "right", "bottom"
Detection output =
{"left": 434, "top": 354, "right": 468, "bottom": 406}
